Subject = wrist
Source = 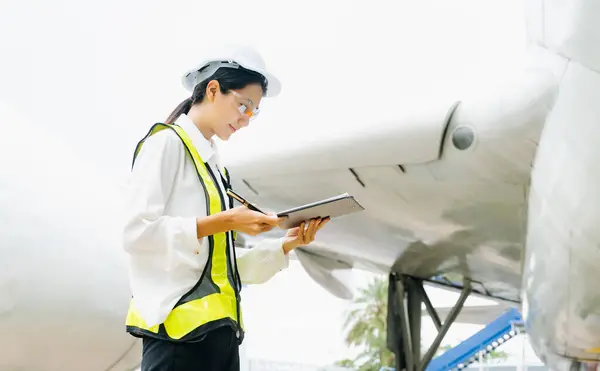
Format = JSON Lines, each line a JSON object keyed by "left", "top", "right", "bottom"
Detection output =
{"left": 196, "top": 212, "right": 234, "bottom": 238}
{"left": 216, "top": 209, "right": 236, "bottom": 231}
{"left": 282, "top": 240, "right": 298, "bottom": 255}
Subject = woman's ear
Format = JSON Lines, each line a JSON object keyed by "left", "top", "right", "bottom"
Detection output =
{"left": 206, "top": 80, "right": 220, "bottom": 102}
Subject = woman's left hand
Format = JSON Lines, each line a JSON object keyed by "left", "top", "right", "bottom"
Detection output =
{"left": 282, "top": 217, "right": 330, "bottom": 254}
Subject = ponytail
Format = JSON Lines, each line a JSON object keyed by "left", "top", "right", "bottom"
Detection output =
{"left": 164, "top": 65, "right": 268, "bottom": 125}
{"left": 165, "top": 97, "right": 192, "bottom": 125}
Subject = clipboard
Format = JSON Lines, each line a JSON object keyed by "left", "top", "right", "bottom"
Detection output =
{"left": 276, "top": 193, "right": 364, "bottom": 229}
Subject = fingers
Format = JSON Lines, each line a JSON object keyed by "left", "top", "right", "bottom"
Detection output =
{"left": 260, "top": 223, "right": 275, "bottom": 233}
{"left": 249, "top": 217, "right": 330, "bottom": 244}
{"left": 295, "top": 219, "right": 318, "bottom": 245}
{"left": 303, "top": 217, "right": 330, "bottom": 244}
{"left": 317, "top": 217, "right": 330, "bottom": 231}
{"left": 258, "top": 213, "right": 280, "bottom": 226}
{"left": 305, "top": 219, "right": 318, "bottom": 242}
{"left": 297, "top": 221, "right": 306, "bottom": 244}
{"left": 246, "top": 223, "right": 275, "bottom": 236}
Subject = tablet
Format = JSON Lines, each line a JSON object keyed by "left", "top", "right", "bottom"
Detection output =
{"left": 276, "top": 193, "right": 364, "bottom": 229}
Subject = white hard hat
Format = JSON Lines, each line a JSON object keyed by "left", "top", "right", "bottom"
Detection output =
{"left": 181, "top": 44, "right": 281, "bottom": 98}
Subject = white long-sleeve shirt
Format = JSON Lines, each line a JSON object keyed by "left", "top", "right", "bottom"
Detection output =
{"left": 122, "top": 113, "right": 289, "bottom": 327}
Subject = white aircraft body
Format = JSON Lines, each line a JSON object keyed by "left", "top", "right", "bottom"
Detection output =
{"left": 1, "top": 0, "right": 600, "bottom": 370}
{"left": 227, "top": 0, "right": 600, "bottom": 369}
{"left": 0, "top": 105, "right": 141, "bottom": 370}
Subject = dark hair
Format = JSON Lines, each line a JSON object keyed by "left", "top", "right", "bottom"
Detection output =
{"left": 165, "top": 66, "right": 268, "bottom": 125}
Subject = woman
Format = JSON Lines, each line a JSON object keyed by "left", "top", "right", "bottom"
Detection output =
{"left": 122, "top": 45, "right": 329, "bottom": 371}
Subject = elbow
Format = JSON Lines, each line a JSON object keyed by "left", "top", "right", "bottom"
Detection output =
{"left": 123, "top": 235, "right": 145, "bottom": 254}
{"left": 122, "top": 228, "right": 146, "bottom": 255}
{"left": 122, "top": 214, "right": 200, "bottom": 255}
{"left": 122, "top": 216, "right": 157, "bottom": 254}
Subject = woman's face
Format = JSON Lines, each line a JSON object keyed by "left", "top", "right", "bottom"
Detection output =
{"left": 209, "top": 82, "right": 263, "bottom": 141}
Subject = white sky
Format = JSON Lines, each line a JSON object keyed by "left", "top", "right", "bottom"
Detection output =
{"left": 1, "top": 0, "right": 527, "bottom": 178}
{"left": 1, "top": 0, "right": 537, "bottom": 367}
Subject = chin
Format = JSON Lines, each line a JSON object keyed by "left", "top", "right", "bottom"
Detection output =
{"left": 215, "top": 131, "right": 233, "bottom": 141}
{"left": 219, "top": 125, "right": 240, "bottom": 141}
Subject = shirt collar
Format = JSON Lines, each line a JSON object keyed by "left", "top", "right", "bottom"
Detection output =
{"left": 174, "top": 114, "right": 215, "bottom": 162}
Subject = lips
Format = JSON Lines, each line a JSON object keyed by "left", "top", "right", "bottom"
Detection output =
{"left": 229, "top": 124, "right": 237, "bottom": 133}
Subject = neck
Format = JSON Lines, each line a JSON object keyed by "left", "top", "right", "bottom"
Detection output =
{"left": 186, "top": 105, "right": 214, "bottom": 140}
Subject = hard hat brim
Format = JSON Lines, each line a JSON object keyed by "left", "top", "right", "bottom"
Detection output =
{"left": 181, "top": 62, "right": 281, "bottom": 98}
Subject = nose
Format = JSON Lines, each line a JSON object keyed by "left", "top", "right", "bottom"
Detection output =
{"left": 237, "top": 116, "right": 250, "bottom": 128}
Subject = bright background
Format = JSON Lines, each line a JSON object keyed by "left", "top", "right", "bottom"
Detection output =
{"left": 1, "top": 0, "right": 536, "bottom": 367}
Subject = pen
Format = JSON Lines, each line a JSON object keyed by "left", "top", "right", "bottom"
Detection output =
{"left": 226, "top": 189, "right": 267, "bottom": 215}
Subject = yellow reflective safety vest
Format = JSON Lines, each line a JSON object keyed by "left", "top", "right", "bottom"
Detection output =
{"left": 125, "top": 122, "right": 244, "bottom": 343}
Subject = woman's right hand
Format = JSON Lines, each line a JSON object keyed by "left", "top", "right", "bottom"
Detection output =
{"left": 224, "top": 206, "right": 283, "bottom": 236}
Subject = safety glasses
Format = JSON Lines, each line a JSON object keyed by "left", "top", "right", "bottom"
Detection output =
{"left": 230, "top": 90, "right": 260, "bottom": 120}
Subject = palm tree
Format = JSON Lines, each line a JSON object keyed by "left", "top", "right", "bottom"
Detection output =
{"left": 335, "top": 275, "right": 394, "bottom": 371}
{"left": 334, "top": 277, "right": 469, "bottom": 371}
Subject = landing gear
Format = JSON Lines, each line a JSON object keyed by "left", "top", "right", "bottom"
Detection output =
{"left": 387, "top": 273, "right": 472, "bottom": 371}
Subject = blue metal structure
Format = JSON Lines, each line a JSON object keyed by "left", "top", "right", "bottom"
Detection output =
{"left": 380, "top": 307, "right": 523, "bottom": 371}
{"left": 425, "top": 308, "right": 523, "bottom": 371}
{"left": 384, "top": 275, "right": 522, "bottom": 371}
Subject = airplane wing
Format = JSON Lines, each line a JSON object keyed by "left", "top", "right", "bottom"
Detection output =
{"left": 225, "top": 48, "right": 565, "bottom": 305}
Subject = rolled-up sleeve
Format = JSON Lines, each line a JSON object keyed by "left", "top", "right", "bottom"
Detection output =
{"left": 235, "top": 237, "right": 290, "bottom": 284}
{"left": 122, "top": 130, "right": 200, "bottom": 259}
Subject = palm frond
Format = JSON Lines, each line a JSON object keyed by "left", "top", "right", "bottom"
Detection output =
{"left": 336, "top": 275, "right": 395, "bottom": 370}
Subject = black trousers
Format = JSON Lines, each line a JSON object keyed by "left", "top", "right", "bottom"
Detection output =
{"left": 140, "top": 326, "right": 240, "bottom": 371}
